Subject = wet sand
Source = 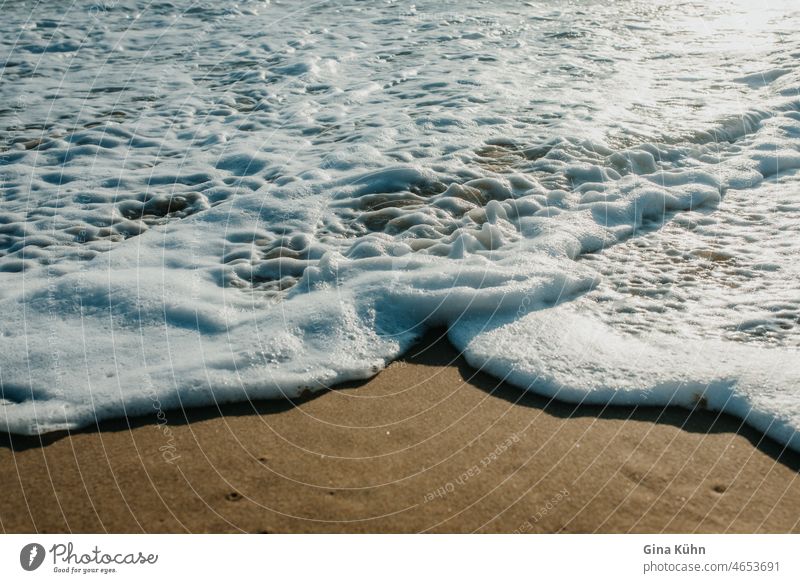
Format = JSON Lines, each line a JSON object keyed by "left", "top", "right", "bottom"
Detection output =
{"left": 1, "top": 330, "right": 798, "bottom": 533}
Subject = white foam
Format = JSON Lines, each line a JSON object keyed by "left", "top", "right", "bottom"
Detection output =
{"left": 2, "top": 0, "right": 800, "bottom": 452}
{"left": 450, "top": 307, "right": 800, "bottom": 452}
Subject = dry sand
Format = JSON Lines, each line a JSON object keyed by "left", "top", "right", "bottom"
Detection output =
{"left": 1, "top": 330, "right": 798, "bottom": 533}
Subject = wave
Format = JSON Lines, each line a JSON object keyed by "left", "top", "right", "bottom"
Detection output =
{"left": 1, "top": 0, "right": 799, "bottom": 453}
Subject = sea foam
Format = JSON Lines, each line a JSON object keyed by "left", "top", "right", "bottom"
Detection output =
{"left": 1, "top": 0, "right": 799, "bottom": 451}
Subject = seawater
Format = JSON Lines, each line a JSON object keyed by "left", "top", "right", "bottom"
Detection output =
{"left": 1, "top": 0, "right": 799, "bottom": 450}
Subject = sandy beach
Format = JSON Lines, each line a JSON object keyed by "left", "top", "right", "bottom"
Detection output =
{"left": 1, "top": 330, "right": 797, "bottom": 534}
{"left": 3, "top": 0, "right": 800, "bottom": 541}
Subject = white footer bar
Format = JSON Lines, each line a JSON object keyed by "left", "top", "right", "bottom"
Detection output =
{"left": 1, "top": 535, "right": 796, "bottom": 582}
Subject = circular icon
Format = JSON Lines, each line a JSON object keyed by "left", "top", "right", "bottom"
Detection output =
{"left": 20, "top": 543, "right": 46, "bottom": 571}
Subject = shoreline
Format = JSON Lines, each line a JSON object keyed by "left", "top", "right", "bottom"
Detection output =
{"left": 1, "top": 330, "right": 798, "bottom": 533}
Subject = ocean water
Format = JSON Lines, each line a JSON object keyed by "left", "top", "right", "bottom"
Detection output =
{"left": 1, "top": 0, "right": 799, "bottom": 450}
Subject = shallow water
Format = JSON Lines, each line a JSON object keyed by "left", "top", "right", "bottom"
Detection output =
{"left": 1, "top": 0, "right": 799, "bottom": 450}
